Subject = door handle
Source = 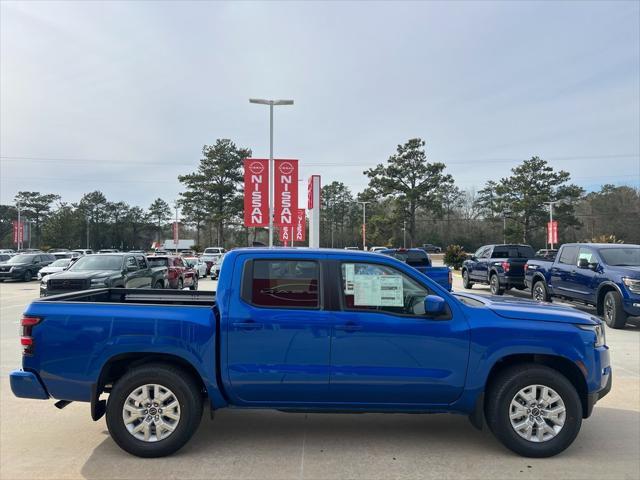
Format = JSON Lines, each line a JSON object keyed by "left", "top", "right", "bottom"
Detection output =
{"left": 335, "top": 322, "right": 362, "bottom": 332}
{"left": 232, "top": 320, "right": 263, "bottom": 330}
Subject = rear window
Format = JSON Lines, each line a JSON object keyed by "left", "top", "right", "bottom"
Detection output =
{"left": 385, "top": 250, "right": 430, "bottom": 266}
{"left": 147, "top": 258, "right": 169, "bottom": 267}
{"left": 491, "top": 246, "right": 534, "bottom": 258}
{"left": 248, "top": 260, "right": 319, "bottom": 308}
{"left": 558, "top": 246, "right": 578, "bottom": 265}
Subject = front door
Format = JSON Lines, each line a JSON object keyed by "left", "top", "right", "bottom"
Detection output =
{"left": 329, "top": 261, "right": 469, "bottom": 406}
{"left": 226, "top": 258, "right": 331, "bottom": 404}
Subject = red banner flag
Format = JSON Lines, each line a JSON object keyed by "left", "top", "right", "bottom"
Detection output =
{"left": 547, "top": 220, "right": 558, "bottom": 245}
{"left": 244, "top": 159, "right": 269, "bottom": 227}
{"left": 295, "top": 209, "right": 306, "bottom": 242}
{"left": 12, "top": 221, "right": 23, "bottom": 245}
{"left": 274, "top": 159, "right": 298, "bottom": 226}
{"left": 172, "top": 221, "right": 179, "bottom": 245}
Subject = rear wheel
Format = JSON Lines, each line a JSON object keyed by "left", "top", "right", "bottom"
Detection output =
{"left": 603, "top": 290, "right": 627, "bottom": 329}
{"left": 490, "top": 274, "right": 504, "bottom": 295}
{"left": 106, "top": 363, "right": 203, "bottom": 458}
{"left": 462, "top": 269, "right": 473, "bottom": 289}
{"left": 177, "top": 278, "right": 183, "bottom": 290}
{"left": 532, "top": 280, "right": 550, "bottom": 302}
{"left": 189, "top": 277, "right": 198, "bottom": 291}
{"left": 153, "top": 280, "right": 164, "bottom": 289}
{"left": 486, "top": 364, "right": 582, "bottom": 457}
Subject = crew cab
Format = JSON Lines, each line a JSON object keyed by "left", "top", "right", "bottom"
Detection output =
{"left": 377, "top": 248, "right": 452, "bottom": 291}
{"left": 462, "top": 244, "right": 535, "bottom": 295}
{"left": 11, "top": 248, "right": 610, "bottom": 459}
{"left": 40, "top": 253, "right": 168, "bottom": 296}
{"left": 147, "top": 255, "right": 198, "bottom": 290}
{"left": 525, "top": 243, "right": 640, "bottom": 329}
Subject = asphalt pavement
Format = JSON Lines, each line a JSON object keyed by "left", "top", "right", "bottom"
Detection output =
{"left": 0, "top": 270, "right": 638, "bottom": 480}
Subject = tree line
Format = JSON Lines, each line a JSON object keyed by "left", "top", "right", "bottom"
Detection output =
{"left": 1, "top": 137, "right": 638, "bottom": 251}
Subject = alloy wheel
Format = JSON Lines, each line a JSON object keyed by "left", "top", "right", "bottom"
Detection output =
{"left": 122, "top": 384, "right": 181, "bottom": 443}
{"left": 509, "top": 384, "right": 566, "bottom": 443}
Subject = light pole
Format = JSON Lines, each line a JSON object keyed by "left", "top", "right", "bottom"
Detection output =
{"left": 402, "top": 219, "right": 407, "bottom": 248}
{"left": 174, "top": 204, "right": 179, "bottom": 254}
{"left": 501, "top": 210, "right": 511, "bottom": 244}
{"left": 16, "top": 203, "right": 21, "bottom": 251}
{"left": 249, "top": 98, "right": 294, "bottom": 247}
{"left": 543, "top": 201, "right": 558, "bottom": 249}
{"left": 356, "top": 201, "right": 370, "bottom": 250}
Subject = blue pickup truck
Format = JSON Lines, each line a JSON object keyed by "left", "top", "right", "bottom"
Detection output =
{"left": 11, "top": 248, "right": 610, "bottom": 458}
{"left": 462, "top": 244, "right": 535, "bottom": 295}
{"left": 377, "top": 247, "right": 452, "bottom": 290}
{"left": 525, "top": 243, "right": 640, "bottom": 329}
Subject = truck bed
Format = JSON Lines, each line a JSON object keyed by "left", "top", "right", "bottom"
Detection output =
{"left": 37, "top": 288, "right": 216, "bottom": 307}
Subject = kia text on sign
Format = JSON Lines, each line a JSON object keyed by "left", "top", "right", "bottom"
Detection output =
{"left": 274, "top": 159, "right": 298, "bottom": 226}
{"left": 243, "top": 159, "right": 269, "bottom": 227}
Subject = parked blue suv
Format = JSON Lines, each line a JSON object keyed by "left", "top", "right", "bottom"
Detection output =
{"left": 525, "top": 243, "right": 640, "bottom": 328}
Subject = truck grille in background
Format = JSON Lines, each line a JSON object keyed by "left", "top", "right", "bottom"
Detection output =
{"left": 48, "top": 279, "right": 89, "bottom": 290}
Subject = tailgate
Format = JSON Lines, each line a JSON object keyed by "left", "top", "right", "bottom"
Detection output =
{"left": 414, "top": 266, "right": 452, "bottom": 291}
{"left": 505, "top": 258, "right": 529, "bottom": 276}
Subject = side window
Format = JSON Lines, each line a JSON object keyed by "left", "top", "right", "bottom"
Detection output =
{"left": 341, "top": 262, "right": 432, "bottom": 316}
{"left": 136, "top": 256, "right": 147, "bottom": 269}
{"left": 125, "top": 256, "right": 138, "bottom": 270}
{"left": 474, "top": 247, "right": 487, "bottom": 258}
{"left": 175, "top": 258, "right": 184, "bottom": 268}
{"left": 577, "top": 247, "right": 595, "bottom": 264}
{"left": 558, "top": 246, "right": 578, "bottom": 265}
{"left": 248, "top": 260, "right": 320, "bottom": 308}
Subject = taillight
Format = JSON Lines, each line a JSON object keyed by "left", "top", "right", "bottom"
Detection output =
{"left": 501, "top": 261, "right": 510, "bottom": 272}
{"left": 524, "top": 264, "right": 528, "bottom": 272}
{"left": 21, "top": 316, "right": 41, "bottom": 355}
{"left": 448, "top": 269, "right": 453, "bottom": 286}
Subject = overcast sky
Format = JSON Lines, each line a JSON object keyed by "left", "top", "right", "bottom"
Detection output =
{"left": 1, "top": 0, "right": 639, "bottom": 209}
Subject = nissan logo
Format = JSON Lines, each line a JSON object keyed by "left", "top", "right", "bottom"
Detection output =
{"left": 279, "top": 162, "right": 294, "bottom": 175}
{"left": 248, "top": 162, "right": 265, "bottom": 175}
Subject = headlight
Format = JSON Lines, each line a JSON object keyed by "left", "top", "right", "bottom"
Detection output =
{"left": 622, "top": 277, "right": 640, "bottom": 294}
{"left": 578, "top": 322, "right": 606, "bottom": 347}
{"left": 91, "top": 278, "right": 108, "bottom": 287}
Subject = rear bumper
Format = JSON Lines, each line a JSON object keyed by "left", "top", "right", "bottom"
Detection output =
{"left": 10, "top": 370, "right": 49, "bottom": 400}
{"left": 502, "top": 275, "right": 526, "bottom": 288}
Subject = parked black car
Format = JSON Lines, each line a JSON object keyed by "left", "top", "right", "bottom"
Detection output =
{"left": 461, "top": 244, "right": 535, "bottom": 295}
{"left": 41, "top": 253, "right": 168, "bottom": 296}
{"left": 0, "top": 253, "right": 56, "bottom": 282}
{"left": 421, "top": 244, "right": 442, "bottom": 253}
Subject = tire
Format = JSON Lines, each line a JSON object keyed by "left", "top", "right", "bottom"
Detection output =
{"left": 490, "top": 274, "right": 504, "bottom": 295}
{"left": 603, "top": 290, "right": 627, "bottom": 329}
{"left": 177, "top": 278, "right": 183, "bottom": 290}
{"left": 105, "top": 363, "right": 203, "bottom": 458}
{"left": 153, "top": 281, "right": 163, "bottom": 289}
{"left": 23, "top": 270, "right": 32, "bottom": 282}
{"left": 189, "top": 277, "right": 198, "bottom": 291}
{"left": 532, "top": 280, "right": 550, "bottom": 302}
{"left": 462, "top": 269, "right": 473, "bottom": 289}
{"left": 485, "top": 364, "right": 582, "bottom": 458}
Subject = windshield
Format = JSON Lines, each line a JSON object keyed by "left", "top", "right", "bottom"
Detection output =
{"left": 68, "top": 255, "right": 122, "bottom": 271}
{"left": 50, "top": 259, "right": 71, "bottom": 267}
{"left": 387, "top": 251, "right": 430, "bottom": 266}
{"left": 598, "top": 247, "right": 640, "bottom": 267}
{"left": 147, "top": 258, "right": 169, "bottom": 267}
{"left": 7, "top": 254, "right": 36, "bottom": 264}
{"left": 204, "top": 248, "right": 220, "bottom": 254}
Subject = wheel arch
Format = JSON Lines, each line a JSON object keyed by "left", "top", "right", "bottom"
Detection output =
{"left": 483, "top": 353, "right": 589, "bottom": 418}
{"left": 596, "top": 282, "right": 623, "bottom": 315}
{"left": 93, "top": 352, "right": 208, "bottom": 421}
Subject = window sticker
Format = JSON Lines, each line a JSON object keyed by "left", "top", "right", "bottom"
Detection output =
{"left": 344, "top": 263, "right": 355, "bottom": 293}
{"left": 353, "top": 274, "right": 403, "bottom": 307}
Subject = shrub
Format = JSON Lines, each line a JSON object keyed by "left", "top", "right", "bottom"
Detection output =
{"left": 444, "top": 244, "right": 467, "bottom": 270}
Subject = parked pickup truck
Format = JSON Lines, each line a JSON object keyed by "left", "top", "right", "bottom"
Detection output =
{"left": 11, "top": 248, "right": 611, "bottom": 459}
{"left": 40, "top": 253, "right": 168, "bottom": 296}
{"left": 525, "top": 243, "right": 640, "bottom": 329}
{"left": 462, "top": 244, "right": 535, "bottom": 295}
{"left": 378, "top": 248, "right": 452, "bottom": 291}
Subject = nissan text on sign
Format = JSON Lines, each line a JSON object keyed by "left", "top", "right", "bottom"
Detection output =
{"left": 243, "top": 159, "right": 269, "bottom": 227}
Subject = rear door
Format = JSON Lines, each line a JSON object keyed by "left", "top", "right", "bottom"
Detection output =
{"left": 550, "top": 246, "right": 579, "bottom": 297}
{"left": 226, "top": 256, "right": 332, "bottom": 404}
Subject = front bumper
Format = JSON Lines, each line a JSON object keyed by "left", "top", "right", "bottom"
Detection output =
{"left": 0, "top": 270, "right": 22, "bottom": 280}
{"left": 586, "top": 367, "right": 612, "bottom": 417}
{"left": 10, "top": 370, "right": 50, "bottom": 399}
{"left": 622, "top": 298, "right": 640, "bottom": 317}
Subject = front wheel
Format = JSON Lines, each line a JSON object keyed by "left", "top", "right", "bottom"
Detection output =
{"left": 153, "top": 281, "right": 164, "bottom": 289}
{"left": 486, "top": 364, "right": 582, "bottom": 457}
{"left": 177, "top": 278, "right": 183, "bottom": 290}
{"left": 106, "top": 363, "right": 203, "bottom": 458}
{"left": 462, "top": 270, "right": 473, "bottom": 289}
{"left": 23, "top": 270, "right": 32, "bottom": 282}
{"left": 189, "top": 277, "right": 198, "bottom": 291}
{"left": 603, "top": 290, "right": 627, "bottom": 329}
{"left": 490, "top": 274, "right": 504, "bottom": 295}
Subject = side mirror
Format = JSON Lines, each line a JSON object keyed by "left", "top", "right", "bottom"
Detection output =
{"left": 589, "top": 262, "right": 599, "bottom": 271}
{"left": 577, "top": 258, "right": 589, "bottom": 269}
{"left": 424, "top": 295, "right": 446, "bottom": 316}
{"left": 468, "top": 255, "right": 477, "bottom": 261}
